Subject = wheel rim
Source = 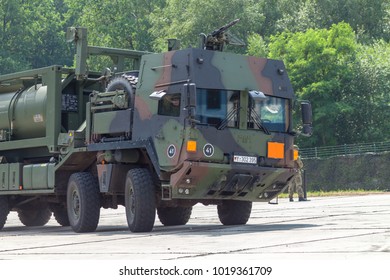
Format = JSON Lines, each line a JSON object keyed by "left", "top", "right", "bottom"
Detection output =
{"left": 71, "top": 188, "right": 80, "bottom": 221}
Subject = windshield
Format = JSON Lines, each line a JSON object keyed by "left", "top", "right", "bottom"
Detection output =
{"left": 253, "top": 95, "right": 287, "bottom": 132}
{"left": 195, "top": 89, "right": 288, "bottom": 133}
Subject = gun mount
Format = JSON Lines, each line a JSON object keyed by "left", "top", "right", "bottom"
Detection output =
{"left": 200, "top": 19, "right": 244, "bottom": 51}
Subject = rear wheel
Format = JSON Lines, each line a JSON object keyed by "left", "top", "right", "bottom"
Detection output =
{"left": 157, "top": 206, "right": 192, "bottom": 226}
{"left": 217, "top": 200, "right": 252, "bottom": 225}
{"left": 125, "top": 168, "right": 156, "bottom": 232}
{"left": 51, "top": 204, "right": 70, "bottom": 226}
{"left": 67, "top": 172, "right": 100, "bottom": 233}
{"left": 17, "top": 207, "right": 52, "bottom": 227}
{"left": 0, "top": 196, "right": 9, "bottom": 230}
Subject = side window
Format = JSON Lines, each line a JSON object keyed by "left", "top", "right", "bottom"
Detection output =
{"left": 158, "top": 93, "right": 181, "bottom": 117}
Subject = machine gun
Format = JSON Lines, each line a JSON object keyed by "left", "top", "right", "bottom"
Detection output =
{"left": 200, "top": 19, "right": 245, "bottom": 51}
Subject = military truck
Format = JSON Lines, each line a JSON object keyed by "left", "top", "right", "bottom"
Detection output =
{"left": 0, "top": 21, "right": 312, "bottom": 233}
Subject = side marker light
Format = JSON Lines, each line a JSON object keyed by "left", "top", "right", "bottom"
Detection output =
{"left": 187, "top": 140, "right": 197, "bottom": 152}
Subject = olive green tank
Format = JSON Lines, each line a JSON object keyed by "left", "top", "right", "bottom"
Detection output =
{"left": 0, "top": 84, "right": 47, "bottom": 140}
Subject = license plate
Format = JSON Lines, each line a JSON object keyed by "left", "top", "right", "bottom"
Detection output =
{"left": 233, "top": 155, "right": 257, "bottom": 164}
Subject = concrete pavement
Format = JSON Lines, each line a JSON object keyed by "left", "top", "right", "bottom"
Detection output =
{"left": 0, "top": 194, "right": 389, "bottom": 260}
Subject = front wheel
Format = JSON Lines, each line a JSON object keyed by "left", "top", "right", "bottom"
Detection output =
{"left": 125, "top": 168, "right": 156, "bottom": 232}
{"left": 67, "top": 172, "right": 100, "bottom": 233}
{"left": 217, "top": 200, "right": 252, "bottom": 225}
{"left": 0, "top": 196, "right": 9, "bottom": 230}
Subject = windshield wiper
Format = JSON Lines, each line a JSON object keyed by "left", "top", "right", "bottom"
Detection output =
{"left": 217, "top": 107, "right": 238, "bottom": 130}
{"left": 249, "top": 108, "right": 270, "bottom": 135}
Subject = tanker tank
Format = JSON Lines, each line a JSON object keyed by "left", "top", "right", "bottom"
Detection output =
{"left": 0, "top": 84, "right": 47, "bottom": 140}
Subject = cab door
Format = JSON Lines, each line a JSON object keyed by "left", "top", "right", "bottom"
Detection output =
{"left": 152, "top": 86, "right": 185, "bottom": 171}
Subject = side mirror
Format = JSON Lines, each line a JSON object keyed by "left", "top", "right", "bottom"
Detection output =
{"left": 301, "top": 101, "right": 313, "bottom": 137}
{"left": 301, "top": 101, "right": 312, "bottom": 125}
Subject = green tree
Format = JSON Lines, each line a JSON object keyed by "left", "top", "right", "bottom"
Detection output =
{"left": 0, "top": 0, "right": 71, "bottom": 74}
{"left": 0, "top": 0, "right": 30, "bottom": 73}
{"left": 347, "top": 40, "right": 390, "bottom": 142}
{"left": 316, "top": 0, "right": 390, "bottom": 42}
{"left": 62, "top": 0, "right": 164, "bottom": 70}
{"left": 276, "top": 0, "right": 322, "bottom": 33}
{"left": 246, "top": 33, "right": 268, "bottom": 57}
{"left": 268, "top": 23, "right": 358, "bottom": 146}
{"left": 276, "top": 0, "right": 390, "bottom": 43}
{"left": 64, "top": 0, "right": 164, "bottom": 51}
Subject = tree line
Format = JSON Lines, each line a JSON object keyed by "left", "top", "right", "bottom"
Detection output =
{"left": 1, "top": 0, "right": 389, "bottom": 147}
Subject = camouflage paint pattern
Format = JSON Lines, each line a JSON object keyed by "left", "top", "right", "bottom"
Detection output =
{"left": 0, "top": 46, "right": 298, "bottom": 203}
{"left": 128, "top": 48, "right": 296, "bottom": 202}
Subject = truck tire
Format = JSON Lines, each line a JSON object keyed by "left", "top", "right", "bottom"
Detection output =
{"left": 0, "top": 196, "right": 9, "bottom": 230}
{"left": 125, "top": 168, "right": 156, "bottom": 232}
{"left": 67, "top": 172, "right": 100, "bottom": 233}
{"left": 157, "top": 206, "right": 192, "bottom": 226}
{"left": 51, "top": 204, "right": 70, "bottom": 226}
{"left": 106, "top": 76, "right": 135, "bottom": 107}
{"left": 217, "top": 200, "right": 252, "bottom": 225}
{"left": 17, "top": 207, "right": 52, "bottom": 227}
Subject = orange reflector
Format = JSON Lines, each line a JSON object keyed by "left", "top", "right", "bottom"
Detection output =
{"left": 187, "top": 140, "right": 197, "bottom": 152}
{"left": 267, "top": 142, "right": 285, "bottom": 159}
{"left": 293, "top": 149, "right": 299, "bottom": 160}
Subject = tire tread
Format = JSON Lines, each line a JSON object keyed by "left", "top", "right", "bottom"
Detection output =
{"left": 67, "top": 172, "right": 100, "bottom": 233}
{"left": 217, "top": 200, "right": 252, "bottom": 225}
{"left": 125, "top": 168, "right": 156, "bottom": 232}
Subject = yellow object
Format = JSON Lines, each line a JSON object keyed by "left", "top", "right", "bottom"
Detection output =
{"left": 293, "top": 148, "right": 299, "bottom": 160}
{"left": 187, "top": 140, "right": 197, "bottom": 152}
{"left": 267, "top": 142, "right": 285, "bottom": 159}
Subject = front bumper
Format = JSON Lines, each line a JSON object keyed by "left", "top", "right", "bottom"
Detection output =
{"left": 169, "top": 161, "right": 294, "bottom": 202}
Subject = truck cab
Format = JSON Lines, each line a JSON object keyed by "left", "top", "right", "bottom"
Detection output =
{"left": 132, "top": 48, "right": 299, "bottom": 202}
